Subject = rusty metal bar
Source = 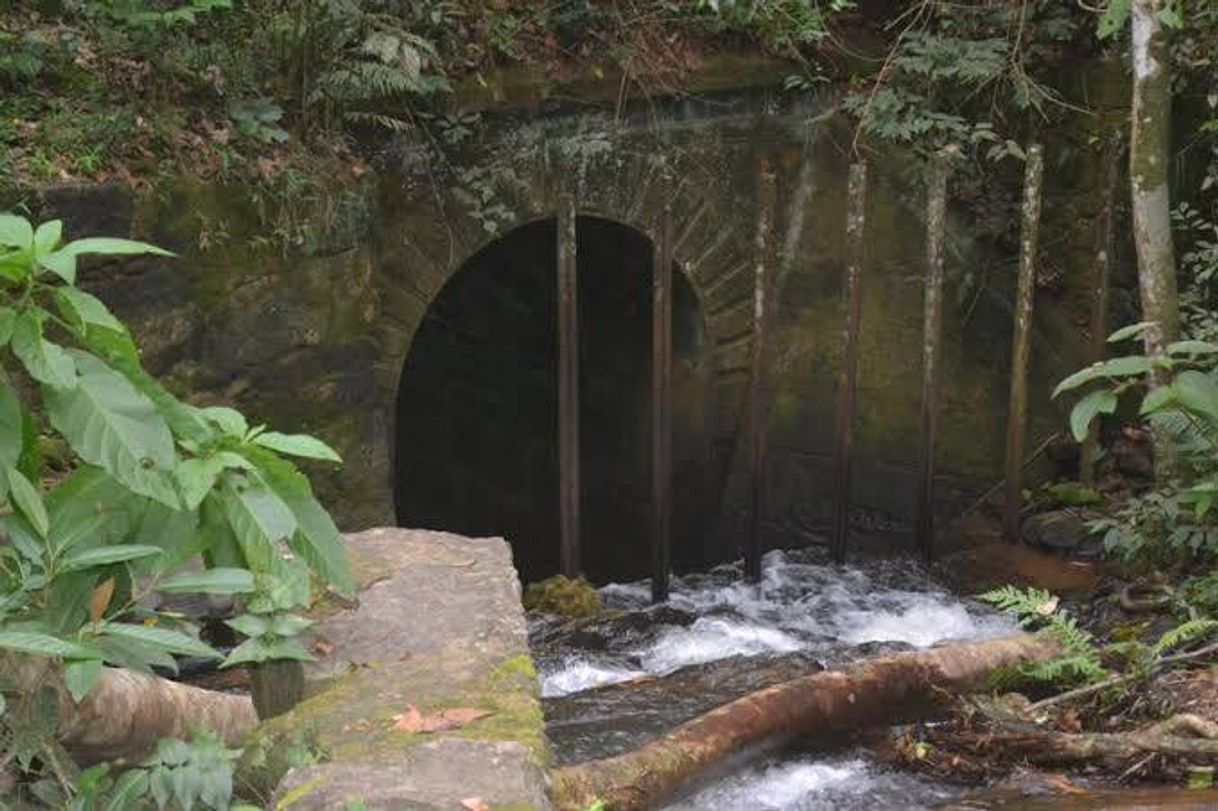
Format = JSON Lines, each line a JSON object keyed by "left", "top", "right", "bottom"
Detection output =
{"left": 916, "top": 152, "right": 951, "bottom": 562}
{"left": 557, "top": 194, "right": 581, "bottom": 578}
{"left": 1081, "top": 142, "right": 1121, "bottom": 488}
{"left": 1003, "top": 143, "right": 1046, "bottom": 544}
{"left": 831, "top": 161, "right": 869, "bottom": 564}
{"left": 651, "top": 202, "right": 674, "bottom": 603}
{"left": 745, "top": 163, "right": 777, "bottom": 582}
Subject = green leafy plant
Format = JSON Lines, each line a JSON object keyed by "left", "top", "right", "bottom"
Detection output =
{"left": 1056, "top": 323, "right": 1218, "bottom": 559}
{"left": 93, "top": 0, "right": 234, "bottom": 31}
{"left": 0, "top": 212, "right": 353, "bottom": 798}
{"left": 228, "top": 97, "right": 289, "bottom": 145}
{"left": 49, "top": 731, "right": 245, "bottom": 811}
{"left": 980, "top": 586, "right": 1106, "bottom": 685}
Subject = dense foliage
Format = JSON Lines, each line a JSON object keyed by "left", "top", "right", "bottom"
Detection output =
{"left": 0, "top": 0, "right": 855, "bottom": 189}
{"left": 0, "top": 213, "right": 353, "bottom": 803}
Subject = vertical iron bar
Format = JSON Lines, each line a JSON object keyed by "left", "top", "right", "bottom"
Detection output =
{"left": 557, "top": 194, "right": 581, "bottom": 578}
{"left": 745, "top": 163, "right": 777, "bottom": 582}
{"left": 1081, "top": 142, "right": 1121, "bottom": 488}
{"left": 916, "top": 152, "right": 951, "bottom": 561}
{"left": 831, "top": 161, "right": 868, "bottom": 564}
{"left": 651, "top": 202, "right": 674, "bottom": 603}
{"left": 1003, "top": 143, "right": 1046, "bottom": 544}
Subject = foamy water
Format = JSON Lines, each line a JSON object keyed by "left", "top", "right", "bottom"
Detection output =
{"left": 666, "top": 756, "right": 959, "bottom": 811}
{"left": 538, "top": 549, "right": 1012, "bottom": 698}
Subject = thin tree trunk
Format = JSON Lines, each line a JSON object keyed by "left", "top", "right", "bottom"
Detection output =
{"left": 831, "top": 162, "right": 868, "bottom": 564}
{"left": 651, "top": 202, "right": 674, "bottom": 603}
{"left": 557, "top": 193, "right": 581, "bottom": 577}
{"left": 1003, "top": 144, "right": 1045, "bottom": 544}
{"left": 938, "top": 713, "right": 1218, "bottom": 770}
{"left": 916, "top": 152, "right": 951, "bottom": 561}
{"left": 551, "top": 635, "right": 1059, "bottom": 811}
{"left": 1130, "top": 0, "right": 1179, "bottom": 477}
{"left": 1080, "top": 142, "right": 1121, "bottom": 488}
{"left": 745, "top": 162, "right": 777, "bottom": 582}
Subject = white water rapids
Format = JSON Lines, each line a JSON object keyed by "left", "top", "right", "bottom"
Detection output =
{"left": 533, "top": 548, "right": 1017, "bottom": 809}
{"left": 540, "top": 549, "right": 1013, "bottom": 698}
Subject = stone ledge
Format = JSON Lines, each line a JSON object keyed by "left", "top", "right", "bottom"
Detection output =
{"left": 248, "top": 528, "right": 552, "bottom": 810}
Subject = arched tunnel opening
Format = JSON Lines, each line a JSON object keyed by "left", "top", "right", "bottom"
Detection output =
{"left": 394, "top": 216, "right": 714, "bottom": 585}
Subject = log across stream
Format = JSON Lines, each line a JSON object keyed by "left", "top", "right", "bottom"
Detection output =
{"left": 530, "top": 548, "right": 1019, "bottom": 809}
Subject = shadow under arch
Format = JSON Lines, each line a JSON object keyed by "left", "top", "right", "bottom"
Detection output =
{"left": 393, "top": 215, "right": 714, "bottom": 585}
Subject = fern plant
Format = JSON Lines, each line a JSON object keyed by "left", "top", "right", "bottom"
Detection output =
{"left": 980, "top": 586, "right": 1107, "bottom": 685}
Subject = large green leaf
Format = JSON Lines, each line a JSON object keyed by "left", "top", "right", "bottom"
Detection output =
{"left": 46, "top": 466, "right": 139, "bottom": 555}
{"left": 256, "top": 453, "right": 354, "bottom": 596}
{"left": 1069, "top": 390, "right": 1118, "bottom": 442}
{"left": 44, "top": 352, "right": 179, "bottom": 507}
{"left": 218, "top": 477, "right": 295, "bottom": 572}
{"left": 199, "top": 493, "right": 244, "bottom": 570}
{"left": 0, "top": 514, "right": 45, "bottom": 568}
{"left": 96, "top": 634, "right": 176, "bottom": 675}
{"left": 0, "top": 214, "right": 33, "bottom": 249}
{"left": 0, "top": 630, "right": 94, "bottom": 659}
{"left": 159, "top": 567, "right": 254, "bottom": 595}
{"left": 32, "top": 220, "right": 62, "bottom": 257}
{"left": 252, "top": 432, "right": 342, "bottom": 462}
{"left": 63, "top": 658, "right": 104, "bottom": 703}
{"left": 222, "top": 635, "right": 312, "bottom": 667}
{"left": 54, "top": 288, "right": 139, "bottom": 365}
{"left": 103, "top": 360, "right": 214, "bottom": 446}
{"left": 59, "top": 544, "right": 163, "bottom": 573}
{"left": 56, "top": 237, "right": 174, "bottom": 259}
{"left": 175, "top": 452, "right": 252, "bottom": 510}
{"left": 1097, "top": 0, "right": 1131, "bottom": 39}
{"left": 198, "top": 406, "right": 248, "bottom": 437}
{"left": 0, "top": 250, "right": 29, "bottom": 284}
{"left": 0, "top": 377, "right": 22, "bottom": 468}
{"left": 100, "top": 622, "right": 219, "bottom": 659}
{"left": 39, "top": 237, "right": 174, "bottom": 287}
{"left": 1053, "top": 355, "right": 1154, "bottom": 398}
{"left": 106, "top": 769, "right": 150, "bottom": 811}
{"left": 128, "top": 499, "right": 202, "bottom": 576}
{"left": 0, "top": 307, "right": 15, "bottom": 346}
{"left": 1106, "top": 319, "right": 1153, "bottom": 343}
{"left": 54, "top": 288, "right": 123, "bottom": 331}
{"left": 1168, "top": 340, "right": 1218, "bottom": 357}
{"left": 1173, "top": 370, "right": 1218, "bottom": 423}
{"left": 5, "top": 467, "right": 49, "bottom": 538}
{"left": 11, "top": 312, "right": 76, "bottom": 389}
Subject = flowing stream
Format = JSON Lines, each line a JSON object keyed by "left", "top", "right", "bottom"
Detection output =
{"left": 531, "top": 548, "right": 1017, "bottom": 809}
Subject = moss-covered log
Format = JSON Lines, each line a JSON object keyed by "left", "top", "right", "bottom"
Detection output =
{"left": 551, "top": 634, "right": 1059, "bottom": 810}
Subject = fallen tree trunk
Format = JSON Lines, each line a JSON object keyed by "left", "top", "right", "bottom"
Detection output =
{"left": 551, "top": 634, "right": 1058, "bottom": 810}
{"left": 60, "top": 667, "right": 257, "bottom": 766}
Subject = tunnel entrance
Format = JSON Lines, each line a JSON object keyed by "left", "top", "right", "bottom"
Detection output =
{"left": 394, "top": 216, "right": 713, "bottom": 585}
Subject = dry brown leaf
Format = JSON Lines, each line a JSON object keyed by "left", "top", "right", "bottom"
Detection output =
{"left": 89, "top": 578, "right": 115, "bottom": 624}
{"left": 391, "top": 705, "right": 492, "bottom": 733}
{"left": 461, "top": 798, "right": 489, "bottom": 811}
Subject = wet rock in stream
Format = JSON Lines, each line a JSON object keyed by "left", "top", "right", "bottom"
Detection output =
{"left": 543, "top": 651, "right": 827, "bottom": 765}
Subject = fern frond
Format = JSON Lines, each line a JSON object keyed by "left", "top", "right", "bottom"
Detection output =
{"left": 981, "top": 585, "right": 1105, "bottom": 686}
{"left": 1153, "top": 618, "right": 1218, "bottom": 656}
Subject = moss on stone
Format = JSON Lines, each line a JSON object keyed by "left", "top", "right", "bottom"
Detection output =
{"left": 242, "top": 647, "right": 550, "bottom": 796}
{"left": 522, "top": 575, "right": 603, "bottom": 617}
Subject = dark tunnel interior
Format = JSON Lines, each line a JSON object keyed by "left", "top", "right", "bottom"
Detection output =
{"left": 393, "top": 216, "right": 713, "bottom": 584}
